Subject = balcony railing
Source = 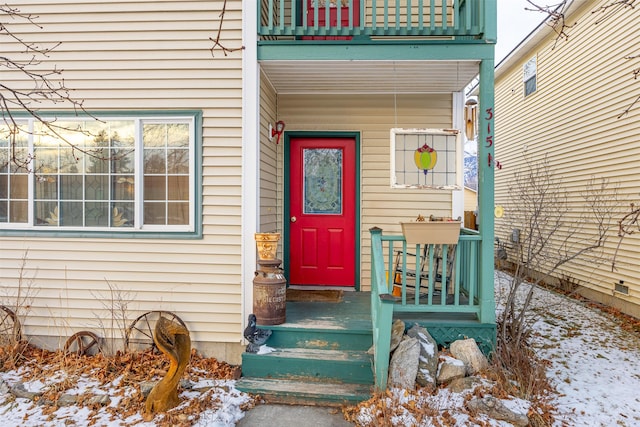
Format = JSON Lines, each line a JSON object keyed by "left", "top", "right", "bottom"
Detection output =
{"left": 369, "top": 226, "right": 483, "bottom": 389}
{"left": 259, "top": 0, "right": 486, "bottom": 40}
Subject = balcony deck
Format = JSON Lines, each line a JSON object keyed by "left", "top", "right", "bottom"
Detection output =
{"left": 259, "top": 0, "right": 491, "bottom": 41}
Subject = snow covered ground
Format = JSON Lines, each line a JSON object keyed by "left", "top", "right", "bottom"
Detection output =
{"left": 0, "top": 374, "right": 251, "bottom": 427}
{"left": 497, "top": 272, "right": 640, "bottom": 426}
{"left": 1, "top": 271, "right": 640, "bottom": 426}
{"left": 0, "top": 378, "right": 251, "bottom": 426}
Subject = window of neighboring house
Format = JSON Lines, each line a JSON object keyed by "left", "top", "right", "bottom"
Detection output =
{"left": 391, "top": 128, "right": 461, "bottom": 190}
{"left": 523, "top": 56, "right": 537, "bottom": 97}
{"left": 0, "top": 113, "right": 199, "bottom": 233}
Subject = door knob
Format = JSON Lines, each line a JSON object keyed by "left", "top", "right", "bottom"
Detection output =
{"left": 290, "top": 216, "right": 297, "bottom": 223}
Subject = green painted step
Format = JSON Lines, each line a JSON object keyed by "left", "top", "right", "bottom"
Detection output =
{"left": 235, "top": 377, "right": 373, "bottom": 406}
{"left": 261, "top": 325, "right": 373, "bottom": 351}
{"left": 242, "top": 348, "right": 374, "bottom": 384}
{"left": 258, "top": 291, "right": 374, "bottom": 351}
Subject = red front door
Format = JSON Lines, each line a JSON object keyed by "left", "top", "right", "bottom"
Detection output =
{"left": 288, "top": 137, "right": 356, "bottom": 286}
{"left": 304, "top": 0, "right": 361, "bottom": 40}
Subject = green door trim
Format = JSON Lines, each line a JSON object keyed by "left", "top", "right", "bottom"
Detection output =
{"left": 283, "top": 131, "right": 362, "bottom": 291}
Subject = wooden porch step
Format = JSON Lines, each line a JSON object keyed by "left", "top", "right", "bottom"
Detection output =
{"left": 258, "top": 291, "right": 373, "bottom": 351}
{"left": 242, "top": 347, "right": 374, "bottom": 384}
{"left": 239, "top": 291, "right": 495, "bottom": 404}
{"left": 262, "top": 324, "right": 372, "bottom": 351}
{"left": 240, "top": 293, "right": 375, "bottom": 405}
{"left": 235, "top": 377, "right": 373, "bottom": 406}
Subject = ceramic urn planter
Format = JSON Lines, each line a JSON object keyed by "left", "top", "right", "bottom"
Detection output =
{"left": 254, "top": 232, "right": 281, "bottom": 261}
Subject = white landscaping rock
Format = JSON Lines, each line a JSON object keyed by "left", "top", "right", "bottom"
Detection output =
{"left": 388, "top": 335, "right": 420, "bottom": 389}
{"left": 406, "top": 324, "right": 438, "bottom": 389}
{"left": 389, "top": 318, "right": 406, "bottom": 352}
{"left": 449, "top": 338, "right": 489, "bottom": 375}
{"left": 467, "top": 396, "right": 529, "bottom": 427}
{"left": 367, "top": 318, "right": 406, "bottom": 355}
{"left": 447, "top": 376, "right": 484, "bottom": 393}
{"left": 437, "top": 355, "right": 466, "bottom": 385}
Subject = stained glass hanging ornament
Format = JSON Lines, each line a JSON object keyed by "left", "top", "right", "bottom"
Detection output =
{"left": 414, "top": 143, "right": 438, "bottom": 175}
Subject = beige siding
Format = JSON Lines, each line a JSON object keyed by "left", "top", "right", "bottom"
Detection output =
{"left": 278, "top": 93, "right": 455, "bottom": 290}
{"left": 494, "top": 0, "right": 640, "bottom": 313}
{"left": 259, "top": 73, "right": 279, "bottom": 234}
{"left": 464, "top": 187, "right": 477, "bottom": 212}
{"left": 0, "top": 1, "right": 245, "bottom": 359}
{"left": 364, "top": 0, "right": 454, "bottom": 27}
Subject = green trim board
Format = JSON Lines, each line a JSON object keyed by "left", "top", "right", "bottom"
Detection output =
{"left": 283, "top": 131, "right": 362, "bottom": 291}
{"left": 235, "top": 378, "right": 373, "bottom": 406}
{"left": 0, "top": 110, "right": 203, "bottom": 240}
{"left": 258, "top": 41, "right": 496, "bottom": 61}
{"left": 242, "top": 348, "right": 374, "bottom": 384}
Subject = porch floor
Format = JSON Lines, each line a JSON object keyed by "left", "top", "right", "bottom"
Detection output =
{"left": 273, "top": 290, "right": 494, "bottom": 354}
{"left": 270, "top": 290, "right": 372, "bottom": 330}
{"left": 269, "top": 290, "right": 481, "bottom": 331}
{"left": 261, "top": 289, "right": 493, "bottom": 353}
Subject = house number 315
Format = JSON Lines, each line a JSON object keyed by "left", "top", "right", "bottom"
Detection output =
{"left": 485, "top": 107, "right": 501, "bottom": 169}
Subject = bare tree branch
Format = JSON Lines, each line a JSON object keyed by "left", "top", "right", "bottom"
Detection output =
{"left": 617, "top": 94, "right": 640, "bottom": 118}
{"left": 1, "top": 5, "right": 87, "bottom": 117}
{"left": 618, "top": 54, "right": 640, "bottom": 118}
{"left": 497, "top": 152, "right": 618, "bottom": 346}
{"left": 612, "top": 202, "right": 640, "bottom": 271}
{"left": 526, "top": 1, "right": 640, "bottom": 118}
{"left": 209, "top": 0, "right": 244, "bottom": 57}
{"left": 525, "top": 1, "right": 574, "bottom": 48}
{"left": 592, "top": 0, "right": 636, "bottom": 24}
{"left": 0, "top": 5, "right": 123, "bottom": 173}
{"left": 2, "top": 2, "right": 238, "bottom": 176}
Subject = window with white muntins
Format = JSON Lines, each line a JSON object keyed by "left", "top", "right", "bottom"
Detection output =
{"left": 0, "top": 113, "right": 198, "bottom": 233}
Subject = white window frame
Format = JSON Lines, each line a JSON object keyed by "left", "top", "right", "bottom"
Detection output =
{"left": 0, "top": 114, "right": 197, "bottom": 233}
{"left": 390, "top": 128, "right": 462, "bottom": 190}
{"left": 523, "top": 55, "right": 537, "bottom": 97}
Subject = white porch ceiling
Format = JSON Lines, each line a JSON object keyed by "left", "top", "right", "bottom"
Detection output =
{"left": 260, "top": 60, "right": 480, "bottom": 94}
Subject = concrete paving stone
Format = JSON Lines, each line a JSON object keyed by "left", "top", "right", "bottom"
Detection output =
{"left": 236, "top": 404, "right": 355, "bottom": 427}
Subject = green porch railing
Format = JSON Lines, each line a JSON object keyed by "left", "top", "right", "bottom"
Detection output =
{"left": 259, "top": 0, "right": 486, "bottom": 39}
{"left": 369, "top": 227, "right": 395, "bottom": 390}
{"left": 369, "top": 226, "right": 483, "bottom": 390}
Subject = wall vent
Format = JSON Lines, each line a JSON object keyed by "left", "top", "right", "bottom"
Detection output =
{"left": 615, "top": 281, "right": 629, "bottom": 295}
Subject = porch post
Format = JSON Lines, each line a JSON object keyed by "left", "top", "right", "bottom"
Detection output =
{"left": 241, "top": 0, "right": 260, "bottom": 332}
{"left": 477, "top": 59, "right": 496, "bottom": 325}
